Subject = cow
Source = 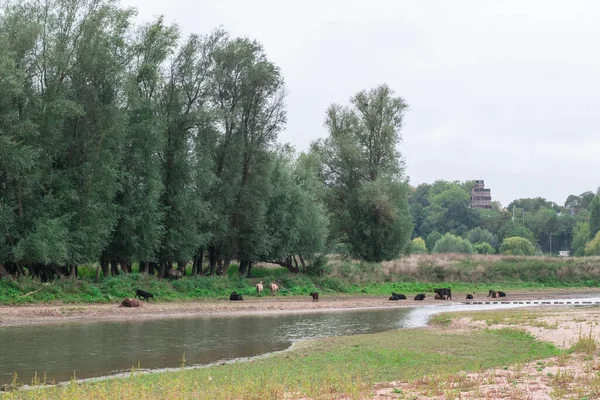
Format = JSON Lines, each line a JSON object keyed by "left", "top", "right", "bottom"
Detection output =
{"left": 229, "top": 291, "right": 244, "bottom": 301}
{"left": 167, "top": 268, "right": 183, "bottom": 280}
{"left": 310, "top": 292, "right": 319, "bottom": 302}
{"left": 414, "top": 294, "right": 426, "bottom": 301}
{"left": 466, "top": 294, "right": 474, "bottom": 300}
{"left": 389, "top": 292, "right": 407, "bottom": 301}
{"left": 135, "top": 289, "right": 154, "bottom": 302}
{"left": 488, "top": 290, "right": 506, "bottom": 298}
{"left": 256, "top": 281, "right": 264, "bottom": 295}
{"left": 120, "top": 298, "right": 142, "bottom": 307}
{"left": 434, "top": 288, "right": 452, "bottom": 300}
{"left": 270, "top": 282, "right": 279, "bottom": 295}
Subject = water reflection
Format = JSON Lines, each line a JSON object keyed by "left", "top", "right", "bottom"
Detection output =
{"left": 1, "top": 296, "right": 599, "bottom": 385}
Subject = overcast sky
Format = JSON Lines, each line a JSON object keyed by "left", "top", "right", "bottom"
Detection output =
{"left": 123, "top": 0, "right": 600, "bottom": 207}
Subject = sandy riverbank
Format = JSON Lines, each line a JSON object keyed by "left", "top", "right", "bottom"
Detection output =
{"left": 1, "top": 287, "right": 600, "bottom": 328}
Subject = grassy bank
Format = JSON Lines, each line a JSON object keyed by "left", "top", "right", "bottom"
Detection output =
{"left": 4, "top": 325, "right": 561, "bottom": 399}
{"left": 1, "top": 254, "right": 600, "bottom": 305}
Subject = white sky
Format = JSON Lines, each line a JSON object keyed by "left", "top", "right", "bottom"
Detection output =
{"left": 123, "top": 0, "right": 600, "bottom": 207}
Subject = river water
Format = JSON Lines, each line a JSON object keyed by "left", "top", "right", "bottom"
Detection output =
{"left": 1, "top": 297, "right": 599, "bottom": 385}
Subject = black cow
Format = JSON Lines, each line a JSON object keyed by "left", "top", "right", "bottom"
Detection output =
{"left": 497, "top": 291, "right": 507, "bottom": 297}
{"left": 229, "top": 291, "right": 244, "bottom": 301}
{"left": 310, "top": 292, "right": 319, "bottom": 302}
{"left": 414, "top": 294, "right": 426, "bottom": 301}
{"left": 434, "top": 288, "right": 452, "bottom": 300}
{"left": 389, "top": 292, "right": 407, "bottom": 301}
{"left": 466, "top": 294, "right": 474, "bottom": 300}
{"left": 135, "top": 289, "right": 154, "bottom": 302}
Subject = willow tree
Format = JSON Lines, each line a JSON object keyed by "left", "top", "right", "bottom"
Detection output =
{"left": 259, "top": 149, "right": 328, "bottom": 275}
{"left": 312, "top": 84, "right": 413, "bottom": 261}
{"left": 0, "top": 0, "right": 133, "bottom": 279}
{"left": 207, "top": 36, "right": 286, "bottom": 276}
{"left": 102, "top": 18, "right": 178, "bottom": 276}
{"left": 155, "top": 32, "right": 221, "bottom": 278}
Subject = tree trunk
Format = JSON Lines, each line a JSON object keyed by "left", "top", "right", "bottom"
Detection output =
{"left": 95, "top": 265, "right": 101, "bottom": 282}
{"left": 0, "top": 264, "right": 8, "bottom": 279}
{"left": 246, "top": 261, "right": 253, "bottom": 278}
{"left": 192, "top": 251, "right": 203, "bottom": 276}
{"left": 287, "top": 255, "right": 300, "bottom": 273}
{"left": 100, "top": 259, "right": 110, "bottom": 278}
{"left": 120, "top": 259, "right": 130, "bottom": 274}
{"left": 139, "top": 261, "right": 149, "bottom": 274}
{"left": 177, "top": 260, "right": 187, "bottom": 276}
{"left": 110, "top": 260, "right": 120, "bottom": 276}
{"left": 149, "top": 262, "right": 158, "bottom": 275}
{"left": 209, "top": 247, "right": 217, "bottom": 276}
{"left": 217, "top": 258, "right": 228, "bottom": 276}
{"left": 16, "top": 263, "right": 26, "bottom": 276}
{"left": 238, "top": 260, "right": 249, "bottom": 277}
{"left": 158, "top": 259, "right": 167, "bottom": 279}
{"left": 69, "top": 265, "right": 77, "bottom": 278}
{"left": 299, "top": 255, "right": 307, "bottom": 271}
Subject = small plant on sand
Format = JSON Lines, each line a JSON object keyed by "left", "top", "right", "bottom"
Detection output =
{"left": 571, "top": 329, "right": 598, "bottom": 355}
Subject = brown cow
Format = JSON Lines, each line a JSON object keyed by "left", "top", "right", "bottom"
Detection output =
{"left": 119, "top": 298, "right": 142, "bottom": 307}
{"left": 256, "top": 281, "right": 264, "bottom": 295}
{"left": 310, "top": 292, "right": 319, "bottom": 302}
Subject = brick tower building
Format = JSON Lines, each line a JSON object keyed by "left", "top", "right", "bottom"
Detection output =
{"left": 470, "top": 180, "right": 492, "bottom": 209}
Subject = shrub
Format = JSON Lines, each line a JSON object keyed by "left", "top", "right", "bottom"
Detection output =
{"left": 409, "top": 237, "right": 428, "bottom": 254}
{"left": 467, "top": 227, "right": 498, "bottom": 249}
{"left": 425, "top": 231, "right": 442, "bottom": 253}
{"left": 432, "top": 233, "right": 473, "bottom": 254}
{"left": 584, "top": 231, "right": 600, "bottom": 256}
{"left": 500, "top": 236, "right": 537, "bottom": 256}
{"left": 473, "top": 242, "right": 495, "bottom": 254}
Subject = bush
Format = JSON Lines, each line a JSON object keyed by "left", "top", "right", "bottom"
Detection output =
{"left": 409, "top": 237, "right": 428, "bottom": 254}
{"left": 500, "top": 236, "right": 537, "bottom": 256}
{"left": 473, "top": 242, "right": 495, "bottom": 254}
{"left": 585, "top": 231, "right": 600, "bottom": 256}
{"left": 467, "top": 227, "right": 498, "bottom": 249}
{"left": 425, "top": 231, "right": 442, "bottom": 253}
{"left": 432, "top": 233, "right": 473, "bottom": 254}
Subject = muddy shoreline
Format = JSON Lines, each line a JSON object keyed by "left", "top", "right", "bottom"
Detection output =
{"left": 1, "top": 288, "right": 599, "bottom": 328}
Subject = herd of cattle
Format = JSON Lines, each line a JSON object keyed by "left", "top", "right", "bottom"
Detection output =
{"left": 118, "top": 286, "right": 507, "bottom": 307}
{"left": 390, "top": 288, "right": 506, "bottom": 301}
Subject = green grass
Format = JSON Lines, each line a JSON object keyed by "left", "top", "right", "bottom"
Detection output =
{"left": 5, "top": 327, "right": 561, "bottom": 399}
{"left": 2, "top": 254, "right": 600, "bottom": 305}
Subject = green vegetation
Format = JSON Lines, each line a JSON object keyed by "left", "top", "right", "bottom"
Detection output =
{"left": 5, "top": 327, "right": 560, "bottom": 399}
{"left": 500, "top": 236, "right": 538, "bottom": 256}
{"left": 409, "top": 237, "right": 427, "bottom": 254}
{"left": 432, "top": 233, "right": 473, "bottom": 254}
{"left": 585, "top": 231, "right": 600, "bottom": 256}
{"left": 3, "top": 255, "right": 600, "bottom": 305}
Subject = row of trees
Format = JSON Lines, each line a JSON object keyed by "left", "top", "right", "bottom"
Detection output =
{"left": 0, "top": 0, "right": 333, "bottom": 279}
{"left": 0, "top": 0, "right": 413, "bottom": 279}
{"left": 408, "top": 180, "right": 600, "bottom": 257}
